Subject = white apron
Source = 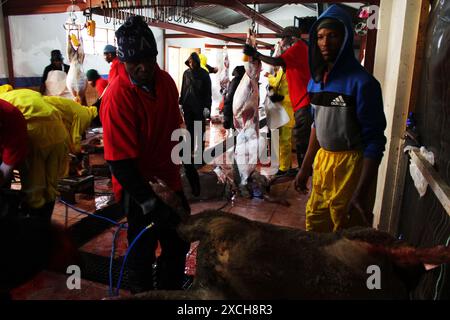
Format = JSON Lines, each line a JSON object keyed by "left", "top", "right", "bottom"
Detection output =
{"left": 45, "top": 69, "right": 73, "bottom": 99}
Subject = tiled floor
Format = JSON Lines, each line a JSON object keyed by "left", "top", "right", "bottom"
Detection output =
{"left": 9, "top": 120, "right": 309, "bottom": 300}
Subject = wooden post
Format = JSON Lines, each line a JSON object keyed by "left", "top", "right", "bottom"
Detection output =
{"left": 374, "top": 0, "right": 429, "bottom": 234}
{"left": 3, "top": 15, "right": 15, "bottom": 87}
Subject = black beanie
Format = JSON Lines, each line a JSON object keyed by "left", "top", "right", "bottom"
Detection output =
{"left": 316, "top": 18, "right": 345, "bottom": 35}
{"left": 115, "top": 16, "right": 158, "bottom": 62}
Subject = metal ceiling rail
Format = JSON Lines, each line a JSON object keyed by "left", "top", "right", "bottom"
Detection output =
{"left": 4, "top": 1, "right": 381, "bottom": 16}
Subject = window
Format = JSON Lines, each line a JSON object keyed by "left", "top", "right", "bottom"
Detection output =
{"left": 81, "top": 27, "right": 116, "bottom": 55}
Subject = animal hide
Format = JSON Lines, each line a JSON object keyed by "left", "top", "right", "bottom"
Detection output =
{"left": 219, "top": 47, "right": 230, "bottom": 96}
{"left": 66, "top": 34, "right": 87, "bottom": 104}
{"left": 116, "top": 211, "right": 450, "bottom": 300}
{"left": 232, "top": 29, "right": 263, "bottom": 186}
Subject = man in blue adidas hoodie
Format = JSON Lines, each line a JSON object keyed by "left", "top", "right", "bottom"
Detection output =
{"left": 294, "top": 5, "right": 387, "bottom": 232}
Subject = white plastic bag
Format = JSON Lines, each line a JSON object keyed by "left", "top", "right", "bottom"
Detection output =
{"left": 404, "top": 146, "right": 435, "bottom": 197}
{"left": 263, "top": 95, "right": 289, "bottom": 129}
{"left": 420, "top": 146, "right": 435, "bottom": 165}
{"left": 409, "top": 162, "right": 428, "bottom": 197}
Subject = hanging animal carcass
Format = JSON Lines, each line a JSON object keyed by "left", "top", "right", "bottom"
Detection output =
{"left": 66, "top": 34, "right": 87, "bottom": 105}
{"left": 219, "top": 46, "right": 230, "bottom": 97}
{"left": 232, "top": 29, "right": 264, "bottom": 192}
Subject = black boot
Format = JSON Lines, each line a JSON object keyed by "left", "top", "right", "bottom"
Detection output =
{"left": 154, "top": 256, "right": 186, "bottom": 290}
{"left": 127, "top": 261, "right": 156, "bottom": 294}
{"left": 28, "top": 201, "right": 55, "bottom": 223}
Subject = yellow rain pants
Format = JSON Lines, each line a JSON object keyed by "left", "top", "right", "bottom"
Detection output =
{"left": 19, "top": 142, "right": 67, "bottom": 209}
{"left": 0, "top": 89, "right": 68, "bottom": 208}
{"left": 268, "top": 70, "right": 295, "bottom": 171}
{"left": 305, "top": 148, "right": 376, "bottom": 233}
{"left": 43, "top": 96, "right": 98, "bottom": 154}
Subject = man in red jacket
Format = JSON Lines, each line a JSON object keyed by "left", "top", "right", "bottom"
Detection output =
{"left": 86, "top": 69, "right": 108, "bottom": 97}
{"left": 103, "top": 44, "right": 126, "bottom": 83}
{"left": 100, "top": 16, "right": 190, "bottom": 293}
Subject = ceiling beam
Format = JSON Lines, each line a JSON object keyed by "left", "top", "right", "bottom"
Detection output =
{"left": 3, "top": 0, "right": 92, "bottom": 15}
{"left": 165, "top": 32, "right": 363, "bottom": 42}
{"left": 196, "top": 0, "right": 376, "bottom": 5}
{"left": 205, "top": 44, "right": 272, "bottom": 50}
{"left": 166, "top": 33, "right": 280, "bottom": 39}
{"left": 143, "top": 20, "right": 247, "bottom": 45}
{"left": 3, "top": 0, "right": 375, "bottom": 16}
{"left": 93, "top": 8, "right": 275, "bottom": 48}
{"left": 191, "top": 13, "right": 227, "bottom": 29}
{"left": 206, "top": 0, "right": 283, "bottom": 33}
{"left": 92, "top": 7, "right": 248, "bottom": 45}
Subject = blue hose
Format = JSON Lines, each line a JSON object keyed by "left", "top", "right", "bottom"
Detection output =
{"left": 58, "top": 198, "right": 155, "bottom": 297}
{"left": 109, "top": 223, "right": 126, "bottom": 297}
{"left": 59, "top": 199, "right": 127, "bottom": 228}
{"left": 115, "top": 223, "right": 154, "bottom": 296}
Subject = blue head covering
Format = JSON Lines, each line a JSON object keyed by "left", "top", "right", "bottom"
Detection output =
{"left": 103, "top": 45, "right": 117, "bottom": 54}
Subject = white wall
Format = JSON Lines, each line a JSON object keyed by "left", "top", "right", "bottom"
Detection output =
{"left": 7, "top": 12, "right": 164, "bottom": 80}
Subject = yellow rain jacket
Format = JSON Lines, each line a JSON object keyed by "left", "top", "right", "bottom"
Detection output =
{"left": 0, "top": 88, "right": 68, "bottom": 208}
{"left": 0, "top": 89, "right": 67, "bottom": 148}
{"left": 43, "top": 96, "right": 97, "bottom": 154}
{"left": 268, "top": 70, "right": 295, "bottom": 171}
{"left": 0, "top": 84, "right": 13, "bottom": 94}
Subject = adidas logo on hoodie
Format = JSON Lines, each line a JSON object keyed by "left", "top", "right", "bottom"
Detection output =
{"left": 331, "top": 95, "right": 347, "bottom": 107}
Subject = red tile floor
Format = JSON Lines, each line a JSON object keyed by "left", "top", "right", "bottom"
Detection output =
{"left": 9, "top": 120, "right": 309, "bottom": 300}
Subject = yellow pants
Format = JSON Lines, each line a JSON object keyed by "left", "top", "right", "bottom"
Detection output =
{"left": 20, "top": 142, "right": 67, "bottom": 209}
{"left": 279, "top": 125, "right": 293, "bottom": 171}
{"left": 305, "top": 148, "right": 375, "bottom": 233}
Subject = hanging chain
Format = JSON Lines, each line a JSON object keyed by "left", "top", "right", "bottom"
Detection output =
{"left": 251, "top": 2, "right": 257, "bottom": 33}
{"left": 100, "top": 0, "right": 194, "bottom": 25}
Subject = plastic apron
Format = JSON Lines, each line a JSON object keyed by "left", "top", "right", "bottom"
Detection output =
{"left": 45, "top": 69, "right": 73, "bottom": 99}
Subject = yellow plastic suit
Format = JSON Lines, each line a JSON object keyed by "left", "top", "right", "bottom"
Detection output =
{"left": 0, "top": 87, "right": 68, "bottom": 209}
{"left": 268, "top": 70, "right": 295, "bottom": 172}
{"left": 305, "top": 149, "right": 376, "bottom": 232}
{"left": 0, "top": 84, "right": 13, "bottom": 94}
{"left": 43, "top": 96, "right": 97, "bottom": 154}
